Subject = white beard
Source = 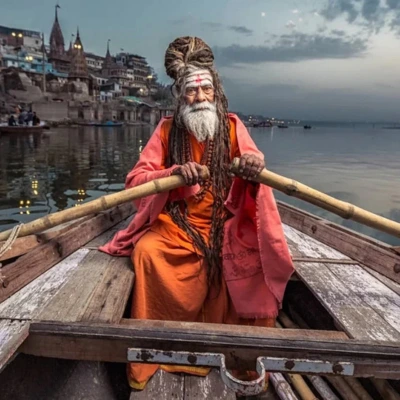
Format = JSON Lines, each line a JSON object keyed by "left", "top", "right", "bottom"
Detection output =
{"left": 180, "top": 102, "right": 219, "bottom": 142}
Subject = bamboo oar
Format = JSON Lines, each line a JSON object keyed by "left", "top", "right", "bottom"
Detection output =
{"left": 231, "top": 158, "right": 400, "bottom": 239}
{"left": 0, "top": 167, "right": 210, "bottom": 242}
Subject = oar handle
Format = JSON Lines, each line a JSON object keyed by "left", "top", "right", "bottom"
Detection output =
{"left": 231, "top": 157, "right": 400, "bottom": 239}
{"left": 0, "top": 166, "right": 210, "bottom": 242}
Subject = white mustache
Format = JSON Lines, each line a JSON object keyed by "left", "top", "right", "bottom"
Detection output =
{"left": 189, "top": 102, "right": 216, "bottom": 112}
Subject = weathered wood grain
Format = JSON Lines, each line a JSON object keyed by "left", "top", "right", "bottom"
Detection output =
{"left": 37, "top": 216, "right": 134, "bottom": 323}
{"left": 0, "top": 203, "right": 134, "bottom": 303}
{"left": 0, "top": 319, "right": 29, "bottom": 373}
{"left": 80, "top": 256, "right": 134, "bottom": 323}
{"left": 84, "top": 213, "right": 133, "bottom": 249}
{"left": 184, "top": 369, "right": 236, "bottom": 400}
{"left": 21, "top": 320, "right": 400, "bottom": 381}
{"left": 283, "top": 224, "right": 349, "bottom": 260}
{"left": 129, "top": 369, "right": 184, "bottom": 400}
{"left": 279, "top": 202, "right": 400, "bottom": 283}
{"left": 295, "top": 262, "right": 400, "bottom": 341}
{"left": 327, "top": 263, "right": 400, "bottom": 334}
{"left": 0, "top": 249, "right": 90, "bottom": 319}
{"left": 37, "top": 251, "right": 117, "bottom": 322}
{"left": 284, "top": 220, "right": 400, "bottom": 340}
{"left": 364, "top": 266, "right": 400, "bottom": 296}
{"left": 0, "top": 216, "right": 91, "bottom": 263}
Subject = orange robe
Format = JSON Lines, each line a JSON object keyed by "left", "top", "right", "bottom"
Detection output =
{"left": 128, "top": 119, "right": 275, "bottom": 390}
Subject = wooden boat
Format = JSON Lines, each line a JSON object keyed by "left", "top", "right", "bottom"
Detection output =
{"left": 0, "top": 121, "right": 48, "bottom": 134}
{"left": 95, "top": 121, "right": 124, "bottom": 127}
{"left": 0, "top": 169, "right": 400, "bottom": 399}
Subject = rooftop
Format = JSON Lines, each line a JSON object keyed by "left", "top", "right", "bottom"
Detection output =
{"left": 0, "top": 25, "right": 41, "bottom": 39}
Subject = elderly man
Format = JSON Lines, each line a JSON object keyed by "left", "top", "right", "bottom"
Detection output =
{"left": 100, "top": 36, "right": 294, "bottom": 390}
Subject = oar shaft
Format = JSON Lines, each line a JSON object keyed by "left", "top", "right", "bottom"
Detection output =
{"left": 231, "top": 158, "right": 400, "bottom": 238}
{"left": 0, "top": 174, "right": 189, "bottom": 242}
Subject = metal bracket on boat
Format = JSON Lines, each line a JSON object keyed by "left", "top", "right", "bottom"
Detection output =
{"left": 127, "top": 348, "right": 354, "bottom": 396}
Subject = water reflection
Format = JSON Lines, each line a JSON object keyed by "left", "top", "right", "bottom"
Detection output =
{"left": 0, "top": 126, "right": 152, "bottom": 231}
{"left": 0, "top": 123, "right": 399, "bottom": 246}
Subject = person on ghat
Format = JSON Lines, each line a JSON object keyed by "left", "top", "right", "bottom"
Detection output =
{"left": 100, "top": 36, "right": 294, "bottom": 391}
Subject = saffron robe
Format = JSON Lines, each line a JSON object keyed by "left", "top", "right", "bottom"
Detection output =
{"left": 99, "top": 114, "right": 294, "bottom": 389}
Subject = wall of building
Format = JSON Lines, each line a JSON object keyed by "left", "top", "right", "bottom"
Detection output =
{"left": 32, "top": 101, "right": 68, "bottom": 121}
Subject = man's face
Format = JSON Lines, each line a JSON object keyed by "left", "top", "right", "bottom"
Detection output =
{"left": 183, "top": 70, "right": 215, "bottom": 105}
{"left": 184, "top": 84, "right": 215, "bottom": 105}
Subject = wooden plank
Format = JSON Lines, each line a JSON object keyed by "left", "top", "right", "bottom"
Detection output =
{"left": 84, "top": 213, "right": 134, "bottom": 249}
{"left": 0, "top": 249, "right": 90, "bottom": 319}
{"left": 80, "top": 256, "right": 134, "bottom": 323}
{"left": 21, "top": 320, "right": 400, "bottom": 379}
{"left": 284, "top": 219, "right": 400, "bottom": 339}
{"left": 279, "top": 202, "right": 400, "bottom": 283}
{"left": 295, "top": 262, "right": 400, "bottom": 341}
{"left": 37, "top": 251, "right": 118, "bottom": 322}
{"left": 364, "top": 266, "right": 400, "bottom": 296}
{"left": 0, "top": 216, "right": 91, "bottom": 262}
{"left": 184, "top": 369, "right": 235, "bottom": 399}
{"left": 0, "top": 216, "right": 132, "bottom": 320}
{"left": 327, "top": 264, "right": 400, "bottom": 334}
{"left": 129, "top": 369, "right": 184, "bottom": 399}
{"left": 0, "top": 319, "right": 30, "bottom": 373}
{"left": 0, "top": 203, "right": 134, "bottom": 303}
{"left": 37, "top": 216, "right": 134, "bottom": 323}
{"left": 283, "top": 224, "right": 349, "bottom": 260}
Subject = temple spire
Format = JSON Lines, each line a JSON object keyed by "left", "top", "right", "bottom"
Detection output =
{"left": 55, "top": 3, "right": 60, "bottom": 22}
{"left": 69, "top": 28, "right": 88, "bottom": 80}
{"left": 106, "top": 39, "right": 111, "bottom": 57}
{"left": 49, "top": 3, "right": 65, "bottom": 57}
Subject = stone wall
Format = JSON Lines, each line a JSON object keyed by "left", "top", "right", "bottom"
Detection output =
{"left": 32, "top": 102, "right": 69, "bottom": 121}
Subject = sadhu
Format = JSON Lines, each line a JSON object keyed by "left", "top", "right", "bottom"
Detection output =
{"left": 100, "top": 36, "right": 294, "bottom": 391}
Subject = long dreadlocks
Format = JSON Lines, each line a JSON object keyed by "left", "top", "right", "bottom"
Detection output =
{"left": 164, "top": 37, "right": 232, "bottom": 289}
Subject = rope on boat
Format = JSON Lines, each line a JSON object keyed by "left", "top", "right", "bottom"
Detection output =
{"left": 0, "top": 224, "right": 23, "bottom": 281}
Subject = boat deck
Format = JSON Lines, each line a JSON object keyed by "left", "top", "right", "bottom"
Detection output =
{"left": 0, "top": 202, "right": 399, "bottom": 399}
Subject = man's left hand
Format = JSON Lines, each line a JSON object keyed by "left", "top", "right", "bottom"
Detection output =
{"left": 236, "top": 154, "right": 265, "bottom": 180}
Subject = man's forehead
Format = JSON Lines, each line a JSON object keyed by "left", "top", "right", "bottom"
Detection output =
{"left": 185, "top": 69, "right": 213, "bottom": 89}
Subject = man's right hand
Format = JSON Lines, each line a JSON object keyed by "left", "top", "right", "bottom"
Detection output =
{"left": 172, "top": 162, "right": 205, "bottom": 186}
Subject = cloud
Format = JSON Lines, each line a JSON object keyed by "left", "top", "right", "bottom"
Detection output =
{"left": 213, "top": 33, "right": 368, "bottom": 67}
{"left": 319, "top": 0, "right": 400, "bottom": 34}
{"left": 361, "top": 0, "right": 380, "bottom": 20}
{"left": 320, "top": 0, "right": 358, "bottom": 23}
{"left": 229, "top": 25, "right": 253, "bottom": 36}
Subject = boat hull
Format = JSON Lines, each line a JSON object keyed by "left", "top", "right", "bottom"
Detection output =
{"left": 0, "top": 125, "right": 44, "bottom": 134}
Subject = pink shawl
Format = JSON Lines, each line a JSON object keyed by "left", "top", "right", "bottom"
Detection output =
{"left": 99, "top": 114, "right": 294, "bottom": 318}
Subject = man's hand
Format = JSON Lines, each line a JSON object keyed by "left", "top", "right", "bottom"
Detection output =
{"left": 172, "top": 162, "right": 205, "bottom": 186}
{"left": 236, "top": 154, "right": 265, "bottom": 180}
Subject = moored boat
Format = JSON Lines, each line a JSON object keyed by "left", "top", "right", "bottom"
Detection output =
{"left": 95, "top": 121, "right": 124, "bottom": 127}
{"left": 0, "top": 121, "right": 48, "bottom": 134}
{"left": 0, "top": 167, "right": 399, "bottom": 399}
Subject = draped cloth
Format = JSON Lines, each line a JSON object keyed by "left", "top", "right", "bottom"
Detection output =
{"left": 99, "top": 114, "right": 294, "bottom": 389}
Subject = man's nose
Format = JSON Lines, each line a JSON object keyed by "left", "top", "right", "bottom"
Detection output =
{"left": 195, "top": 88, "right": 206, "bottom": 102}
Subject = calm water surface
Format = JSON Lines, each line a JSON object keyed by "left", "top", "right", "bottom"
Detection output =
{"left": 1, "top": 123, "right": 399, "bottom": 245}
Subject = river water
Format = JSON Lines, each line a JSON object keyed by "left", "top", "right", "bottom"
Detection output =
{"left": 1, "top": 123, "right": 399, "bottom": 245}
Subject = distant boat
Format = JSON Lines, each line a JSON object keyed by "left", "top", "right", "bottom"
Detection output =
{"left": 304, "top": 125, "right": 312, "bottom": 129}
{"left": 0, "top": 121, "right": 48, "bottom": 134}
{"left": 278, "top": 124, "right": 288, "bottom": 129}
{"left": 94, "top": 121, "right": 124, "bottom": 127}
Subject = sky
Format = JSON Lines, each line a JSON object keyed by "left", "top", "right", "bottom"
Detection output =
{"left": 2, "top": 0, "right": 400, "bottom": 121}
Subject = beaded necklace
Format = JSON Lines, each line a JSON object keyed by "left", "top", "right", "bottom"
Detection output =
{"left": 183, "top": 132, "right": 214, "bottom": 202}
